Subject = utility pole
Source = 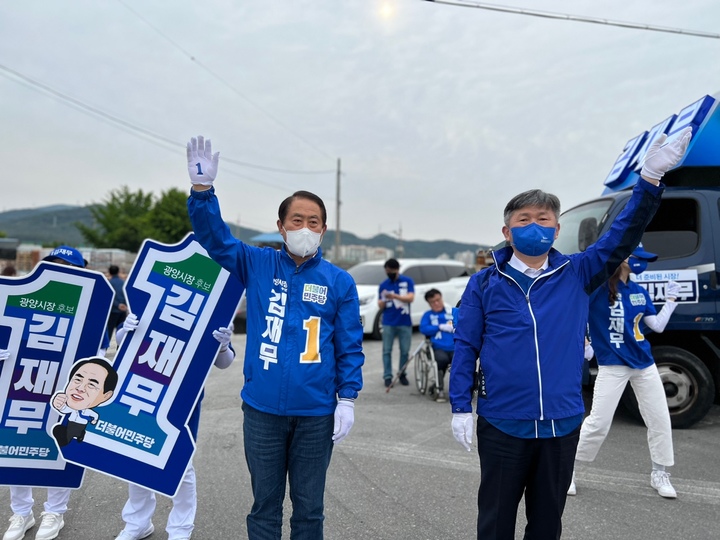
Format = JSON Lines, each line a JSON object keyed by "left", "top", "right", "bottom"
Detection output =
{"left": 334, "top": 158, "right": 342, "bottom": 264}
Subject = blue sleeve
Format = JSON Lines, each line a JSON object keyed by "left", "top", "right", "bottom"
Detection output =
{"left": 419, "top": 310, "right": 435, "bottom": 337}
{"left": 333, "top": 276, "right": 365, "bottom": 400}
{"left": 407, "top": 277, "right": 415, "bottom": 294}
{"left": 186, "top": 187, "right": 251, "bottom": 284}
{"left": 449, "top": 270, "right": 488, "bottom": 413}
{"left": 577, "top": 179, "right": 664, "bottom": 294}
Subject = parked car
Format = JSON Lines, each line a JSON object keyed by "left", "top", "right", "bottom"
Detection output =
{"left": 348, "top": 259, "right": 474, "bottom": 339}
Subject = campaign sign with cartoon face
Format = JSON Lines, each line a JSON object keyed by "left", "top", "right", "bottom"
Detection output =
{"left": 0, "top": 263, "right": 113, "bottom": 488}
{"left": 58, "top": 233, "right": 244, "bottom": 497}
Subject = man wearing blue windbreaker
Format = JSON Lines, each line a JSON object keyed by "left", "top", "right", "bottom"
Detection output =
{"left": 449, "top": 127, "right": 692, "bottom": 540}
{"left": 184, "top": 136, "right": 364, "bottom": 540}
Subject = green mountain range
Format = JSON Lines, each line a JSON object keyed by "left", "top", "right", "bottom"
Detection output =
{"left": 0, "top": 205, "right": 487, "bottom": 259}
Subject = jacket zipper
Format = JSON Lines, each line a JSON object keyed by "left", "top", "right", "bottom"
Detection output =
{"left": 497, "top": 260, "right": 569, "bottom": 421}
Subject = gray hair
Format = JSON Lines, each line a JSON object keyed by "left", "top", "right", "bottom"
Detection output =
{"left": 503, "top": 189, "right": 561, "bottom": 226}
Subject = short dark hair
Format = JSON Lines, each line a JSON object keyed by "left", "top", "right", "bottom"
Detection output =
{"left": 424, "top": 288, "right": 442, "bottom": 302}
{"left": 1, "top": 265, "right": 17, "bottom": 276}
{"left": 278, "top": 190, "right": 327, "bottom": 226}
{"left": 503, "top": 189, "right": 561, "bottom": 225}
{"left": 109, "top": 265, "right": 119, "bottom": 276}
{"left": 384, "top": 258, "right": 400, "bottom": 270}
{"left": 69, "top": 357, "right": 118, "bottom": 393}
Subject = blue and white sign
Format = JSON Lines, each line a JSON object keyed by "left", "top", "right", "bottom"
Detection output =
{"left": 0, "top": 263, "right": 113, "bottom": 488}
{"left": 58, "top": 233, "right": 244, "bottom": 497}
{"left": 631, "top": 269, "right": 699, "bottom": 304}
{"left": 604, "top": 94, "right": 719, "bottom": 192}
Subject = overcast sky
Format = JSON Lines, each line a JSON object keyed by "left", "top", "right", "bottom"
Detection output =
{"left": 1, "top": 0, "right": 718, "bottom": 246}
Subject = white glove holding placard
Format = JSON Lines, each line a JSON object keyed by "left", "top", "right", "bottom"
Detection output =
{"left": 212, "top": 325, "right": 233, "bottom": 352}
{"left": 452, "top": 412, "right": 474, "bottom": 451}
{"left": 438, "top": 323, "right": 454, "bottom": 333}
{"left": 332, "top": 399, "right": 355, "bottom": 444}
{"left": 640, "top": 127, "right": 692, "bottom": 181}
{"left": 187, "top": 135, "right": 220, "bottom": 186}
{"left": 665, "top": 280, "right": 681, "bottom": 301}
{"left": 0, "top": 349, "right": 10, "bottom": 362}
{"left": 115, "top": 312, "right": 139, "bottom": 346}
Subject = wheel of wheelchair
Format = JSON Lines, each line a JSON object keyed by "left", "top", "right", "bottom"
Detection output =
{"left": 414, "top": 345, "right": 429, "bottom": 394}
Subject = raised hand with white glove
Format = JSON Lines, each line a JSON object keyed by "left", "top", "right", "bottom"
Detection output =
{"left": 115, "top": 312, "right": 139, "bottom": 346}
{"left": 213, "top": 324, "right": 235, "bottom": 369}
{"left": 640, "top": 127, "right": 692, "bottom": 182}
{"left": 0, "top": 349, "right": 10, "bottom": 362}
{"left": 665, "top": 280, "right": 681, "bottom": 301}
{"left": 452, "top": 412, "right": 474, "bottom": 451}
{"left": 332, "top": 399, "right": 355, "bottom": 444}
{"left": 187, "top": 135, "right": 220, "bottom": 188}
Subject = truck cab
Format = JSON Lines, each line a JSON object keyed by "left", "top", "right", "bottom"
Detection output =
{"left": 556, "top": 93, "right": 720, "bottom": 428}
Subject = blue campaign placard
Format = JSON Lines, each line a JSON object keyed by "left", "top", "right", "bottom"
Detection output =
{"left": 603, "top": 93, "right": 719, "bottom": 192}
{"left": 58, "top": 233, "right": 244, "bottom": 497}
{"left": 0, "top": 263, "right": 113, "bottom": 488}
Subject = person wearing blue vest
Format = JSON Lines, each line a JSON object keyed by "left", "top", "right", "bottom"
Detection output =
{"left": 2, "top": 245, "right": 108, "bottom": 540}
{"left": 419, "top": 288, "right": 457, "bottom": 403}
{"left": 449, "top": 127, "right": 692, "bottom": 540}
{"left": 184, "top": 135, "right": 364, "bottom": 540}
{"left": 112, "top": 314, "right": 236, "bottom": 540}
{"left": 568, "top": 244, "right": 679, "bottom": 499}
{"left": 378, "top": 258, "right": 415, "bottom": 387}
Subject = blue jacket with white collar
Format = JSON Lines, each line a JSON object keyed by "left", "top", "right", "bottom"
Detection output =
{"left": 450, "top": 179, "right": 663, "bottom": 423}
{"left": 188, "top": 187, "right": 364, "bottom": 416}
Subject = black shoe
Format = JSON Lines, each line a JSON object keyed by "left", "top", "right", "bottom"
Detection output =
{"left": 399, "top": 373, "right": 409, "bottom": 386}
{"left": 384, "top": 378, "right": 393, "bottom": 388}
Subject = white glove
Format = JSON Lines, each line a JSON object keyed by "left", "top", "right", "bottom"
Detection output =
{"left": 584, "top": 343, "right": 594, "bottom": 361}
{"left": 452, "top": 412, "right": 473, "bottom": 452}
{"left": 186, "top": 135, "right": 220, "bottom": 186}
{"left": 116, "top": 312, "right": 139, "bottom": 345}
{"left": 212, "top": 325, "right": 233, "bottom": 352}
{"left": 640, "top": 127, "right": 692, "bottom": 181}
{"left": 0, "top": 349, "right": 10, "bottom": 362}
{"left": 332, "top": 399, "right": 355, "bottom": 444}
{"left": 665, "top": 280, "right": 681, "bottom": 301}
{"left": 438, "top": 323, "right": 454, "bottom": 333}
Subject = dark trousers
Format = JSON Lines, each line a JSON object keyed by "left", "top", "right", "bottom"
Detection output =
{"left": 107, "top": 311, "right": 127, "bottom": 340}
{"left": 432, "top": 348, "right": 453, "bottom": 390}
{"left": 476, "top": 416, "right": 579, "bottom": 540}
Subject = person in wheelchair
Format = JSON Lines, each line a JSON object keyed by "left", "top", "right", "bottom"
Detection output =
{"left": 419, "top": 289, "right": 457, "bottom": 403}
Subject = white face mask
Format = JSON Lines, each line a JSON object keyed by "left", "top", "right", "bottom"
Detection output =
{"left": 283, "top": 227, "right": 323, "bottom": 258}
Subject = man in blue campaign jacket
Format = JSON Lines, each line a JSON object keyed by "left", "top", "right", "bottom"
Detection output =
{"left": 184, "top": 136, "right": 364, "bottom": 540}
{"left": 449, "top": 128, "right": 692, "bottom": 540}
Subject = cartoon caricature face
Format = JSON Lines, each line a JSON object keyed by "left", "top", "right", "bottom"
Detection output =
{"left": 64, "top": 362, "right": 114, "bottom": 410}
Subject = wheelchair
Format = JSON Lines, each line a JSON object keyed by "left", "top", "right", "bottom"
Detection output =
{"left": 411, "top": 338, "right": 440, "bottom": 399}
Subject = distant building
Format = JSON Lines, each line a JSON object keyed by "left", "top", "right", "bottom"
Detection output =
{"left": 325, "top": 244, "right": 394, "bottom": 266}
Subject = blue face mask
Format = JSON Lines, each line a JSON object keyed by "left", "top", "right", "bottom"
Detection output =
{"left": 629, "top": 257, "right": 648, "bottom": 274}
{"left": 510, "top": 223, "right": 556, "bottom": 257}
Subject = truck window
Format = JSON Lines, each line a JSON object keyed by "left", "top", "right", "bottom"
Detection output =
{"left": 556, "top": 199, "right": 613, "bottom": 254}
{"left": 641, "top": 198, "right": 699, "bottom": 259}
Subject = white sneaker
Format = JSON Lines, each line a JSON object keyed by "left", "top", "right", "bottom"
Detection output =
{"left": 3, "top": 514, "right": 35, "bottom": 540}
{"left": 35, "top": 512, "right": 64, "bottom": 540}
{"left": 115, "top": 523, "right": 154, "bottom": 540}
{"left": 651, "top": 470, "right": 677, "bottom": 499}
{"left": 567, "top": 473, "right": 577, "bottom": 496}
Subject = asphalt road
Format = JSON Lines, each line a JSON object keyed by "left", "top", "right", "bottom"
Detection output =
{"left": 2, "top": 333, "right": 720, "bottom": 539}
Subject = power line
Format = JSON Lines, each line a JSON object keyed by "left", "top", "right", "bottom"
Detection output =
{"left": 423, "top": 0, "right": 720, "bottom": 39}
{"left": 114, "top": 0, "right": 336, "bottom": 159}
{"left": 0, "top": 62, "right": 335, "bottom": 176}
